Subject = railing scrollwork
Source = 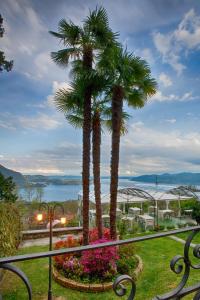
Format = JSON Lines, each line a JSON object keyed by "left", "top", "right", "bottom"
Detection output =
{"left": 0, "top": 263, "right": 32, "bottom": 300}
{"left": 113, "top": 274, "right": 136, "bottom": 300}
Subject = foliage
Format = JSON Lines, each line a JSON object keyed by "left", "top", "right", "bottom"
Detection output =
{"left": 0, "top": 15, "right": 13, "bottom": 72}
{"left": 53, "top": 227, "right": 138, "bottom": 283}
{"left": 66, "top": 217, "right": 80, "bottom": 227}
{"left": 63, "top": 257, "right": 84, "bottom": 279}
{"left": 116, "top": 244, "right": 137, "bottom": 277}
{"left": 53, "top": 235, "right": 82, "bottom": 268}
{"left": 192, "top": 201, "right": 200, "bottom": 225}
{"left": 154, "top": 224, "right": 165, "bottom": 231}
{"left": 0, "top": 203, "right": 21, "bottom": 257}
{"left": 80, "top": 238, "right": 118, "bottom": 279}
{"left": 166, "top": 225, "right": 176, "bottom": 230}
{"left": 0, "top": 173, "right": 18, "bottom": 203}
{"left": 117, "top": 220, "right": 128, "bottom": 238}
{"left": 177, "top": 223, "right": 186, "bottom": 228}
{"left": 180, "top": 199, "right": 196, "bottom": 212}
{"left": 89, "top": 227, "right": 110, "bottom": 242}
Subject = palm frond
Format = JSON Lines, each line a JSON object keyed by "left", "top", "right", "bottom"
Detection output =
{"left": 127, "top": 89, "right": 146, "bottom": 108}
{"left": 51, "top": 48, "right": 80, "bottom": 67}
{"left": 49, "top": 31, "right": 65, "bottom": 39}
{"left": 54, "top": 88, "right": 83, "bottom": 113}
{"left": 65, "top": 113, "right": 83, "bottom": 128}
{"left": 57, "top": 19, "right": 82, "bottom": 46}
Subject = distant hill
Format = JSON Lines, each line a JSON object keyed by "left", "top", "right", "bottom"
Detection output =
{"left": 0, "top": 164, "right": 25, "bottom": 186}
{"left": 131, "top": 172, "right": 200, "bottom": 185}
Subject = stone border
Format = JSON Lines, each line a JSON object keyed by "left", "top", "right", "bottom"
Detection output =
{"left": 53, "top": 255, "right": 143, "bottom": 293}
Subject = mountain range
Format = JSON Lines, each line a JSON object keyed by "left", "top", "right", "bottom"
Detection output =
{"left": 0, "top": 164, "right": 25, "bottom": 186}
{"left": 131, "top": 173, "right": 200, "bottom": 185}
{"left": 1, "top": 163, "right": 200, "bottom": 186}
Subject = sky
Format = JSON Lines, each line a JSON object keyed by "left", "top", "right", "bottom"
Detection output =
{"left": 0, "top": 0, "right": 200, "bottom": 176}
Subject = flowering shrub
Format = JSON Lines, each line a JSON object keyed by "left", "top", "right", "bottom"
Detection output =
{"left": 53, "top": 235, "right": 81, "bottom": 268}
{"left": 63, "top": 257, "right": 84, "bottom": 278}
{"left": 81, "top": 238, "right": 119, "bottom": 279}
{"left": 116, "top": 244, "right": 137, "bottom": 277}
{"left": 89, "top": 227, "right": 110, "bottom": 242}
{"left": 53, "top": 229, "right": 138, "bottom": 283}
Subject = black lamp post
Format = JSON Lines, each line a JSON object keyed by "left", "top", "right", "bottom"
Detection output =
{"left": 37, "top": 203, "right": 66, "bottom": 300}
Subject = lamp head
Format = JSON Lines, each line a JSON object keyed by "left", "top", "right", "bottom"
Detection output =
{"left": 60, "top": 217, "right": 67, "bottom": 225}
{"left": 37, "top": 213, "right": 43, "bottom": 222}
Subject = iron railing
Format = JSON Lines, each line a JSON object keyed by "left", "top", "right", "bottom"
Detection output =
{"left": 0, "top": 226, "right": 200, "bottom": 299}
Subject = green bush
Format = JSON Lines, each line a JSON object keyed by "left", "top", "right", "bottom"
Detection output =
{"left": 0, "top": 203, "right": 21, "bottom": 257}
{"left": 191, "top": 202, "right": 200, "bottom": 225}
{"left": 117, "top": 244, "right": 137, "bottom": 278}
{"left": 177, "top": 223, "right": 186, "bottom": 228}
{"left": 166, "top": 225, "right": 175, "bottom": 230}
{"left": 117, "top": 220, "right": 128, "bottom": 238}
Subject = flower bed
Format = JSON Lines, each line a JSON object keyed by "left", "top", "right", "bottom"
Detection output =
{"left": 53, "top": 228, "right": 142, "bottom": 292}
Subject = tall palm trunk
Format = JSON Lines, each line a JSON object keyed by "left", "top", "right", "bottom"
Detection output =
{"left": 110, "top": 85, "right": 124, "bottom": 240}
{"left": 92, "top": 111, "right": 103, "bottom": 239}
{"left": 82, "top": 48, "right": 92, "bottom": 245}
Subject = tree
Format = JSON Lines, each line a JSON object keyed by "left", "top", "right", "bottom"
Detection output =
{"left": 99, "top": 46, "right": 157, "bottom": 239}
{"left": 192, "top": 201, "right": 200, "bottom": 225}
{"left": 55, "top": 84, "right": 129, "bottom": 239}
{"left": 55, "top": 83, "right": 107, "bottom": 239}
{"left": 35, "top": 186, "right": 44, "bottom": 203}
{"left": 24, "top": 180, "right": 35, "bottom": 202}
{"left": 0, "top": 14, "right": 13, "bottom": 72}
{"left": 50, "top": 7, "right": 116, "bottom": 245}
{"left": 0, "top": 173, "right": 18, "bottom": 203}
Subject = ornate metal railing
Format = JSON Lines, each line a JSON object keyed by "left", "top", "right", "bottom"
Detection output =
{"left": 0, "top": 226, "right": 200, "bottom": 299}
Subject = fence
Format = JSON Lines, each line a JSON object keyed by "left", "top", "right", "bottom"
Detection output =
{"left": 0, "top": 226, "right": 200, "bottom": 299}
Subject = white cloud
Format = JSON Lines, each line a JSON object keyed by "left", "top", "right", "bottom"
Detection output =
{"left": 46, "top": 81, "right": 72, "bottom": 108}
{"left": 175, "top": 9, "right": 200, "bottom": 49}
{"left": 165, "top": 118, "right": 176, "bottom": 124}
{"left": 153, "top": 9, "right": 200, "bottom": 74}
{"left": 19, "top": 113, "right": 62, "bottom": 130}
{"left": 117, "top": 122, "right": 200, "bottom": 174}
{"left": 150, "top": 90, "right": 198, "bottom": 103}
{"left": 135, "top": 48, "right": 155, "bottom": 65}
{"left": 159, "top": 72, "right": 172, "bottom": 87}
{"left": 1, "top": 0, "right": 68, "bottom": 82}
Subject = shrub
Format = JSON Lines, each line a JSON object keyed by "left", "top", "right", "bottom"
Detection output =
{"left": 89, "top": 227, "right": 110, "bottom": 242}
{"left": 117, "top": 244, "right": 137, "bottom": 277}
{"left": 63, "top": 257, "right": 84, "bottom": 278}
{"left": 81, "top": 238, "right": 118, "bottom": 279}
{"left": 53, "top": 235, "right": 81, "bottom": 268}
{"left": 0, "top": 203, "right": 21, "bottom": 257}
{"left": 129, "top": 222, "right": 139, "bottom": 234}
{"left": 177, "top": 223, "right": 186, "bottom": 228}
{"left": 158, "top": 225, "right": 165, "bottom": 231}
{"left": 192, "top": 202, "right": 200, "bottom": 225}
{"left": 166, "top": 225, "right": 175, "bottom": 230}
{"left": 117, "top": 220, "right": 128, "bottom": 238}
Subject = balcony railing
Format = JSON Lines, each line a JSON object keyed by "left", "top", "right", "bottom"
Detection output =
{"left": 0, "top": 226, "right": 200, "bottom": 300}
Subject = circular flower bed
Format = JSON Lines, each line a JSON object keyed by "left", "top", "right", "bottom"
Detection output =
{"left": 53, "top": 228, "right": 142, "bottom": 292}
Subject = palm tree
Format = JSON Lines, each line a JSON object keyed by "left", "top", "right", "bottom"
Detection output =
{"left": 50, "top": 7, "right": 117, "bottom": 245}
{"left": 99, "top": 46, "right": 157, "bottom": 239}
{"left": 54, "top": 84, "right": 129, "bottom": 239}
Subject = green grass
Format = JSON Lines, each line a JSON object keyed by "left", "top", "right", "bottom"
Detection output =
{"left": 0, "top": 236, "right": 200, "bottom": 299}
{"left": 177, "top": 230, "right": 200, "bottom": 244}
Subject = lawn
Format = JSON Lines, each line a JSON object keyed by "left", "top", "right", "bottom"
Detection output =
{"left": 0, "top": 233, "right": 200, "bottom": 299}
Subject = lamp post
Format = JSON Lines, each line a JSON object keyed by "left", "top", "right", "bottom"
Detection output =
{"left": 36, "top": 203, "right": 66, "bottom": 300}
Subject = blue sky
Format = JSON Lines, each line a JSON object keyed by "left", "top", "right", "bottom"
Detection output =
{"left": 0, "top": 0, "right": 200, "bottom": 175}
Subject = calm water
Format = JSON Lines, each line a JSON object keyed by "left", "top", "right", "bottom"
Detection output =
{"left": 20, "top": 177, "right": 177, "bottom": 202}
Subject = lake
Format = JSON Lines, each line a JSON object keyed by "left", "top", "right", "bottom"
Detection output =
{"left": 20, "top": 177, "right": 177, "bottom": 202}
